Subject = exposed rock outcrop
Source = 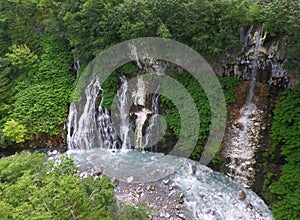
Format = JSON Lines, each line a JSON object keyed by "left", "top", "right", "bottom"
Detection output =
{"left": 213, "top": 25, "right": 299, "bottom": 88}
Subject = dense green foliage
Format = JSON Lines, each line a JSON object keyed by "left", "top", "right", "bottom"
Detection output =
{"left": 0, "top": 58, "right": 12, "bottom": 125}
{"left": 49, "top": 0, "right": 300, "bottom": 62}
{"left": 268, "top": 84, "right": 300, "bottom": 219}
{"left": 9, "top": 35, "right": 74, "bottom": 138}
{"left": 0, "top": 152, "right": 149, "bottom": 219}
{"left": 162, "top": 68, "right": 240, "bottom": 160}
{"left": 0, "top": 152, "right": 115, "bottom": 219}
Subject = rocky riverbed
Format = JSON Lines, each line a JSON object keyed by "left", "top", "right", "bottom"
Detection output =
{"left": 114, "top": 177, "right": 192, "bottom": 220}
{"left": 65, "top": 149, "right": 274, "bottom": 220}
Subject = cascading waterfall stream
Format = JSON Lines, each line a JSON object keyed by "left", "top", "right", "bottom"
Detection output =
{"left": 67, "top": 78, "right": 120, "bottom": 150}
{"left": 134, "top": 107, "right": 152, "bottom": 150}
{"left": 117, "top": 75, "right": 131, "bottom": 150}
{"left": 143, "top": 92, "right": 160, "bottom": 151}
{"left": 225, "top": 28, "right": 263, "bottom": 187}
{"left": 97, "top": 107, "right": 119, "bottom": 150}
{"left": 67, "top": 79, "right": 102, "bottom": 150}
{"left": 67, "top": 73, "right": 161, "bottom": 151}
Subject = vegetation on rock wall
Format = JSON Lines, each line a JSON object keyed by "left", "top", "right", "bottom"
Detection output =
{"left": 6, "top": 35, "right": 74, "bottom": 140}
{"left": 267, "top": 84, "right": 300, "bottom": 220}
{"left": 162, "top": 68, "right": 240, "bottom": 160}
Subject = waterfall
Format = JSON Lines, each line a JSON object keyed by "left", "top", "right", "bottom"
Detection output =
{"left": 67, "top": 73, "right": 161, "bottom": 151}
{"left": 247, "top": 28, "right": 262, "bottom": 104}
{"left": 131, "top": 75, "right": 150, "bottom": 149}
{"left": 67, "top": 78, "right": 120, "bottom": 150}
{"left": 67, "top": 103, "right": 77, "bottom": 149}
{"left": 97, "top": 107, "right": 120, "bottom": 150}
{"left": 117, "top": 75, "right": 131, "bottom": 150}
{"left": 134, "top": 107, "right": 152, "bottom": 150}
{"left": 66, "top": 46, "right": 274, "bottom": 220}
{"left": 133, "top": 75, "right": 146, "bottom": 106}
{"left": 225, "top": 28, "right": 263, "bottom": 188}
{"left": 74, "top": 60, "right": 80, "bottom": 78}
{"left": 143, "top": 90, "right": 160, "bottom": 151}
{"left": 67, "top": 79, "right": 102, "bottom": 150}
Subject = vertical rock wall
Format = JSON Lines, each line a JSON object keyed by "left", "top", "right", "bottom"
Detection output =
{"left": 213, "top": 25, "right": 299, "bottom": 88}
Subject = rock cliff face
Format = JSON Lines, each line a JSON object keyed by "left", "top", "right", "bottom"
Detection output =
{"left": 215, "top": 26, "right": 299, "bottom": 188}
{"left": 220, "top": 81, "right": 274, "bottom": 188}
{"left": 213, "top": 25, "right": 299, "bottom": 88}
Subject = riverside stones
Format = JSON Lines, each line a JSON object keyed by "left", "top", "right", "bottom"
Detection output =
{"left": 114, "top": 178, "right": 192, "bottom": 220}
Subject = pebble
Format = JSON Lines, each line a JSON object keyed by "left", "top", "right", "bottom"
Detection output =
{"left": 199, "top": 192, "right": 206, "bottom": 197}
{"left": 148, "top": 184, "right": 155, "bottom": 191}
{"left": 150, "top": 170, "right": 156, "bottom": 176}
{"left": 238, "top": 189, "right": 246, "bottom": 201}
{"left": 191, "top": 165, "right": 196, "bottom": 174}
{"left": 163, "top": 179, "right": 170, "bottom": 185}
{"left": 177, "top": 197, "right": 184, "bottom": 204}
{"left": 127, "top": 176, "right": 134, "bottom": 183}
{"left": 92, "top": 166, "right": 102, "bottom": 176}
{"left": 178, "top": 213, "right": 185, "bottom": 219}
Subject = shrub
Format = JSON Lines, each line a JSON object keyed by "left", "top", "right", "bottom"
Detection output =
{"left": 2, "top": 119, "right": 26, "bottom": 143}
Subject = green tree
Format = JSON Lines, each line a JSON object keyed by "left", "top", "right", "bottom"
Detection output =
{"left": 2, "top": 119, "right": 26, "bottom": 143}
{"left": 6, "top": 44, "right": 39, "bottom": 77}
{"left": 0, "top": 0, "right": 41, "bottom": 50}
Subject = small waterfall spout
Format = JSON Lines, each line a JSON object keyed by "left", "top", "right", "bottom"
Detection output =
{"left": 143, "top": 91, "right": 160, "bottom": 151}
{"left": 247, "top": 28, "right": 262, "bottom": 104}
{"left": 225, "top": 28, "right": 263, "bottom": 188}
{"left": 134, "top": 107, "right": 152, "bottom": 150}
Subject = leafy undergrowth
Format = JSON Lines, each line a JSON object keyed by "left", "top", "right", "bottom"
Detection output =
{"left": 266, "top": 84, "right": 300, "bottom": 220}
{"left": 0, "top": 151, "right": 149, "bottom": 220}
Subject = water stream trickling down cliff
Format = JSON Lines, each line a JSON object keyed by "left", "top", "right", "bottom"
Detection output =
{"left": 223, "top": 28, "right": 264, "bottom": 188}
